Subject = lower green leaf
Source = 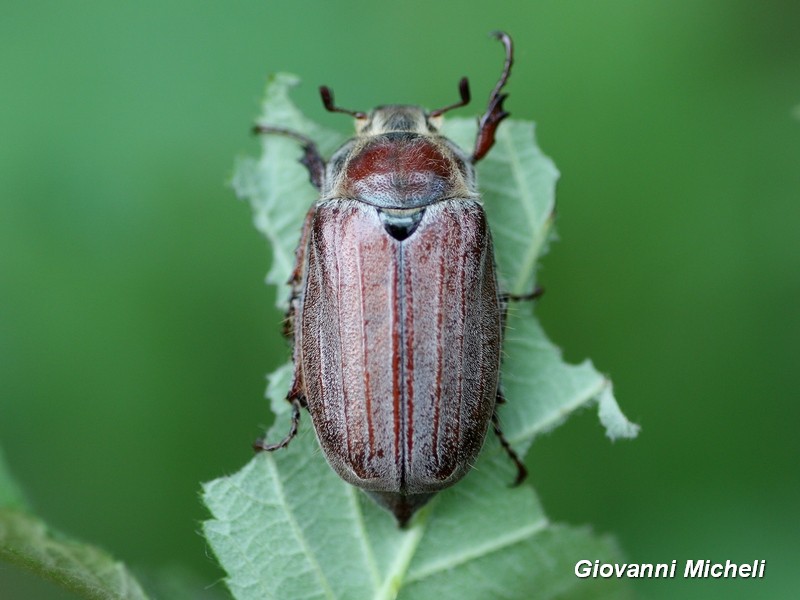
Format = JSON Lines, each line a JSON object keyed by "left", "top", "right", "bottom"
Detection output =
{"left": 0, "top": 509, "right": 150, "bottom": 600}
{"left": 202, "top": 430, "right": 633, "bottom": 600}
{"left": 0, "top": 448, "right": 151, "bottom": 600}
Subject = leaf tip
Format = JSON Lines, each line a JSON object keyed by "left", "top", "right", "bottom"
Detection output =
{"left": 596, "top": 381, "right": 640, "bottom": 440}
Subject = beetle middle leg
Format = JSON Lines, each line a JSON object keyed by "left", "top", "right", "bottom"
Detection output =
{"left": 252, "top": 207, "right": 314, "bottom": 452}
{"left": 242, "top": 139, "right": 318, "bottom": 452}
{"left": 503, "top": 284, "right": 545, "bottom": 303}
{"left": 499, "top": 284, "right": 544, "bottom": 332}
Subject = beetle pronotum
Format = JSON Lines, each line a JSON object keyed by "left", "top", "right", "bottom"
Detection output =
{"left": 253, "top": 32, "right": 534, "bottom": 526}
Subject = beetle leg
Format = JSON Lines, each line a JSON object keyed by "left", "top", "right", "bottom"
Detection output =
{"left": 286, "top": 312, "right": 307, "bottom": 409}
{"left": 497, "top": 285, "right": 543, "bottom": 335}
{"left": 500, "top": 284, "right": 545, "bottom": 304}
{"left": 285, "top": 292, "right": 307, "bottom": 408}
{"left": 472, "top": 32, "right": 514, "bottom": 163}
{"left": 491, "top": 400, "right": 528, "bottom": 486}
{"left": 253, "top": 199, "right": 313, "bottom": 455}
{"left": 494, "top": 281, "right": 541, "bottom": 481}
{"left": 283, "top": 206, "right": 315, "bottom": 405}
{"left": 252, "top": 125, "right": 326, "bottom": 191}
{"left": 253, "top": 399, "right": 301, "bottom": 452}
{"left": 493, "top": 283, "right": 542, "bottom": 483}
{"left": 282, "top": 208, "right": 316, "bottom": 340}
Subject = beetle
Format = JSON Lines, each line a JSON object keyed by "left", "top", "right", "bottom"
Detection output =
{"left": 253, "top": 32, "right": 532, "bottom": 526}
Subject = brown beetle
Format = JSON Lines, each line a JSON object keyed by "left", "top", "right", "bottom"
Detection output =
{"left": 254, "top": 32, "right": 528, "bottom": 526}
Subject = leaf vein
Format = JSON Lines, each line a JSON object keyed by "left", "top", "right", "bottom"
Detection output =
{"left": 405, "top": 518, "right": 549, "bottom": 584}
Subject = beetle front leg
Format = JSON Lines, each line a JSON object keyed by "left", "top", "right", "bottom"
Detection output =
{"left": 252, "top": 125, "right": 326, "bottom": 191}
{"left": 472, "top": 32, "right": 514, "bottom": 163}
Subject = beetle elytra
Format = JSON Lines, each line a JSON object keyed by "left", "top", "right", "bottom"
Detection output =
{"left": 253, "top": 32, "right": 531, "bottom": 526}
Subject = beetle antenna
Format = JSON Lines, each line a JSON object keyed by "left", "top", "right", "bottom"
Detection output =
{"left": 429, "top": 77, "right": 471, "bottom": 117}
{"left": 472, "top": 31, "right": 515, "bottom": 162}
{"left": 319, "top": 85, "right": 367, "bottom": 119}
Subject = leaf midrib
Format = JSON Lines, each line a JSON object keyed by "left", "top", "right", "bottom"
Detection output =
{"left": 404, "top": 518, "right": 550, "bottom": 585}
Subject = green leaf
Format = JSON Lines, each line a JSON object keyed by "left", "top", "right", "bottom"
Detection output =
{"left": 232, "top": 73, "right": 345, "bottom": 307}
{"left": 209, "top": 73, "right": 639, "bottom": 600}
{"left": 441, "top": 118, "right": 558, "bottom": 297}
{"left": 0, "top": 448, "right": 152, "bottom": 600}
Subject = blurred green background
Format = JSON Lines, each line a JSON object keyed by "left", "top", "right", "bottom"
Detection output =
{"left": 1, "top": 1, "right": 798, "bottom": 598}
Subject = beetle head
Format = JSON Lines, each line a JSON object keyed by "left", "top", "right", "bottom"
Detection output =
{"left": 356, "top": 105, "right": 435, "bottom": 136}
{"left": 320, "top": 77, "right": 471, "bottom": 138}
{"left": 355, "top": 76, "right": 472, "bottom": 136}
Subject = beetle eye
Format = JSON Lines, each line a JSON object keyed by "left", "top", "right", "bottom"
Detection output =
{"left": 378, "top": 209, "right": 425, "bottom": 241}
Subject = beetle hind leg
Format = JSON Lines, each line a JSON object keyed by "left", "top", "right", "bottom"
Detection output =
{"left": 492, "top": 390, "right": 528, "bottom": 486}
{"left": 253, "top": 399, "right": 302, "bottom": 452}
